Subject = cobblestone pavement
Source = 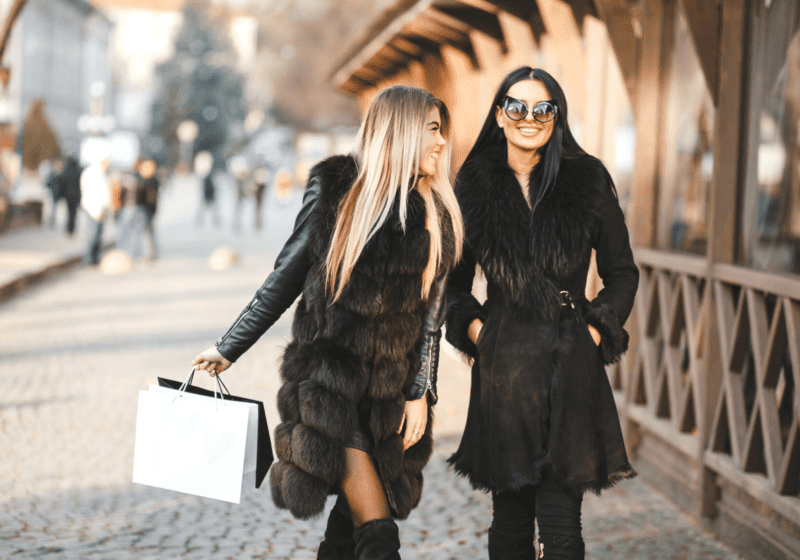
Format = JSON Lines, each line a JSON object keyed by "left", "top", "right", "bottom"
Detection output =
{"left": 0, "top": 177, "right": 743, "bottom": 559}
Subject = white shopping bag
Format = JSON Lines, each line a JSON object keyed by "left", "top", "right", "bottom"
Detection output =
{"left": 133, "top": 373, "right": 258, "bottom": 503}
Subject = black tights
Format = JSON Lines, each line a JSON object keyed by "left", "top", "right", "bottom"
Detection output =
{"left": 489, "top": 482, "right": 582, "bottom": 559}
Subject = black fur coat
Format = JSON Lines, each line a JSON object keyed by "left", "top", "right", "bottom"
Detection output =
{"left": 445, "top": 145, "right": 639, "bottom": 495}
{"left": 269, "top": 155, "right": 456, "bottom": 520}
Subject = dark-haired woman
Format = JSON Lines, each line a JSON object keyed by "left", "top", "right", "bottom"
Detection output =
{"left": 445, "top": 67, "right": 639, "bottom": 559}
{"left": 193, "top": 85, "right": 464, "bottom": 559}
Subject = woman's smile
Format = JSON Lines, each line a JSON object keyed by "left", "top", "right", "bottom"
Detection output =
{"left": 514, "top": 125, "right": 544, "bottom": 137}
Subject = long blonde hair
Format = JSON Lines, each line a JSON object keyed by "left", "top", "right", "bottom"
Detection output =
{"left": 325, "top": 86, "right": 464, "bottom": 302}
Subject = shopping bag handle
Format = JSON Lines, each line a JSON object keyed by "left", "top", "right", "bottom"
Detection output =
{"left": 170, "top": 368, "right": 231, "bottom": 405}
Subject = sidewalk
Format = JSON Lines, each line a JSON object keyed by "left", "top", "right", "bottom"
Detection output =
{"left": 0, "top": 222, "right": 114, "bottom": 302}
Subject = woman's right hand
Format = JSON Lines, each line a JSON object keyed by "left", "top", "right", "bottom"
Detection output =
{"left": 192, "top": 346, "right": 232, "bottom": 377}
{"left": 468, "top": 318, "right": 483, "bottom": 345}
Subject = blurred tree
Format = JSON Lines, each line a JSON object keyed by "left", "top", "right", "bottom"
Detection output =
{"left": 149, "top": 0, "right": 247, "bottom": 168}
{"left": 22, "top": 99, "right": 59, "bottom": 171}
{"left": 247, "top": 0, "right": 393, "bottom": 130}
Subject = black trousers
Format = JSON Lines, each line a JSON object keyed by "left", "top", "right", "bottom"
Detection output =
{"left": 489, "top": 482, "right": 582, "bottom": 558}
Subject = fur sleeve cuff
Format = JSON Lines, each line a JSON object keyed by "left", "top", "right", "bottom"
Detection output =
{"left": 583, "top": 299, "right": 629, "bottom": 365}
{"left": 445, "top": 293, "right": 485, "bottom": 361}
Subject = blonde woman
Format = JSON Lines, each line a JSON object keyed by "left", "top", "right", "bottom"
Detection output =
{"left": 193, "top": 85, "right": 463, "bottom": 560}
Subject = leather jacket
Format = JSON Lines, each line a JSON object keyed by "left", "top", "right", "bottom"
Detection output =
{"left": 404, "top": 274, "right": 447, "bottom": 404}
{"left": 215, "top": 177, "right": 446, "bottom": 403}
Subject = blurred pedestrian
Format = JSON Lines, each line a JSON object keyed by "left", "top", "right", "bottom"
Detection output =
{"left": 117, "top": 162, "right": 156, "bottom": 262}
{"left": 139, "top": 159, "right": 160, "bottom": 260}
{"left": 194, "top": 151, "right": 220, "bottom": 227}
{"left": 229, "top": 158, "right": 249, "bottom": 232}
{"left": 80, "top": 159, "right": 111, "bottom": 265}
{"left": 108, "top": 171, "right": 124, "bottom": 223}
{"left": 45, "top": 157, "right": 63, "bottom": 228}
{"left": 251, "top": 164, "right": 270, "bottom": 230}
{"left": 192, "top": 86, "right": 464, "bottom": 560}
{"left": 59, "top": 156, "right": 82, "bottom": 236}
{"left": 445, "top": 67, "right": 639, "bottom": 559}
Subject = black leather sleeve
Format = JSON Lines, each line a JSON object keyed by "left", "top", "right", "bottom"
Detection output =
{"left": 406, "top": 274, "right": 448, "bottom": 405}
{"left": 215, "top": 180, "right": 320, "bottom": 362}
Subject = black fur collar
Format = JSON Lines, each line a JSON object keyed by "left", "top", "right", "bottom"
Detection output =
{"left": 455, "top": 145, "right": 608, "bottom": 319}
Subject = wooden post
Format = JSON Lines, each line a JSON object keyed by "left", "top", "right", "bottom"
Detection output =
{"left": 679, "top": 0, "right": 722, "bottom": 105}
{"left": 629, "top": 0, "right": 666, "bottom": 249}
{"left": 496, "top": 11, "right": 538, "bottom": 70}
{"left": 441, "top": 44, "right": 484, "bottom": 168}
{"left": 700, "top": 0, "right": 749, "bottom": 519}
{"left": 592, "top": 0, "right": 641, "bottom": 104}
{"left": 533, "top": 0, "right": 587, "bottom": 124}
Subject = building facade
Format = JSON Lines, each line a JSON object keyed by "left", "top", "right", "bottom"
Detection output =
{"left": 1, "top": 0, "right": 114, "bottom": 155}
{"left": 333, "top": 1, "right": 800, "bottom": 558}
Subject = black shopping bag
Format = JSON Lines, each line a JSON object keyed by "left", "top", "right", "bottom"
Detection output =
{"left": 157, "top": 372, "right": 273, "bottom": 488}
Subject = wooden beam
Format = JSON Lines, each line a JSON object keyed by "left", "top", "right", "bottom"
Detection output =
{"left": 497, "top": 11, "right": 539, "bottom": 69}
{"left": 679, "top": 0, "right": 722, "bottom": 105}
{"left": 397, "top": 34, "right": 444, "bottom": 58}
{"left": 0, "top": 0, "right": 27, "bottom": 61}
{"left": 568, "top": 0, "right": 598, "bottom": 26}
{"left": 331, "top": 0, "right": 435, "bottom": 90}
{"left": 533, "top": 0, "right": 587, "bottom": 123}
{"left": 490, "top": 0, "right": 538, "bottom": 22}
{"left": 435, "top": 6, "right": 506, "bottom": 47}
{"left": 629, "top": 0, "right": 666, "bottom": 249}
{"left": 384, "top": 40, "right": 426, "bottom": 63}
{"left": 592, "top": 0, "right": 641, "bottom": 105}
{"left": 707, "top": 0, "right": 747, "bottom": 265}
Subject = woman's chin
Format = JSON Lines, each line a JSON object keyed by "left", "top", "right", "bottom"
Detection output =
{"left": 508, "top": 137, "right": 547, "bottom": 153}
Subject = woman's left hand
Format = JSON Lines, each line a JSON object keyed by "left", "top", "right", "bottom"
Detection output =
{"left": 588, "top": 324, "right": 602, "bottom": 346}
{"left": 398, "top": 398, "right": 428, "bottom": 450}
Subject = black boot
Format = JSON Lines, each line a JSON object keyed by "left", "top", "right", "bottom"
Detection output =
{"left": 488, "top": 527, "right": 536, "bottom": 559}
{"left": 537, "top": 534, "right": 585, "bottom": 559}
{"left": 352, "top": 518, "right": 401, "bottom": 560}
{"left": 317, "top": 506, "right": 356, "bottom": 560}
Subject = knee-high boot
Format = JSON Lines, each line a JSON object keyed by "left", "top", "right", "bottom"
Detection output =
{"left": 488, "top": 527, "right": 536, "bottom": 560}
{"left": 352, "top": 518, "right": 401, "bottom": 560}
{"left": 537, "top": 534, "right": 585, "bottom": 560}
{"left": 317, "top": 506, "right": 356, "bottom": 560}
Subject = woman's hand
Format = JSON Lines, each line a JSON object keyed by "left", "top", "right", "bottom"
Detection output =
{"left": 468, "top": 318, "right": 483, "bottom": 345}
{"left": 398, "top": 398, "right": 428, "bottom": 450}
{"left": 588, "top": 324, "right": 602, "bottom": 346}
{"left": 192, "top": 346, "right": 232, "bottom": 377}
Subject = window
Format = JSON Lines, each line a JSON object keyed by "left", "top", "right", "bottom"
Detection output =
{"left": 740, "top": 0, "right": 800, "bottom": 274}
{"left": 657, "top": 6, "right": 715, "bottom": 254}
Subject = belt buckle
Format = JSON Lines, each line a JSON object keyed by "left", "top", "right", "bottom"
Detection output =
{"left": 559, "top": 290, "right": 575, "bottom": 309}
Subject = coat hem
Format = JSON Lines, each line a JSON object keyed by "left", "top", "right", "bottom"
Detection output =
{"left": 447, "top": 454, "right": 637, "bottom": 496}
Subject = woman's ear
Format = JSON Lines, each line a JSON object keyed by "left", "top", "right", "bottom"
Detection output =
{"left": 495, "top": 105, "right": 505, "bottom": 129}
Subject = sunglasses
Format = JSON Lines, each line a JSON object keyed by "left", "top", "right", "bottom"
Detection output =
{"left": 501, "top": 96, "right": 558, "bottom": 123}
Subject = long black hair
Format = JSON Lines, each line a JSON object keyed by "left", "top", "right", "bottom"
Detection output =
{"left": 464, "top": 67, "right": 586, "bottom": 213}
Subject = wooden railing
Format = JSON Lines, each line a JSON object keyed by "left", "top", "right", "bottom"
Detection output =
{"left": 618, "top": 249, "right": 800, "bottom": 521}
